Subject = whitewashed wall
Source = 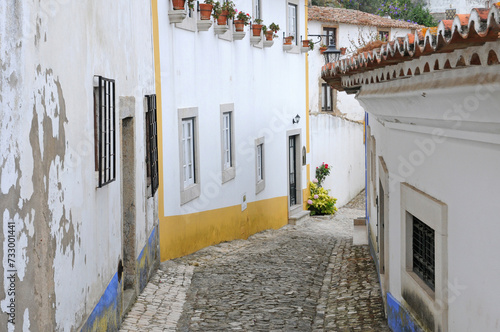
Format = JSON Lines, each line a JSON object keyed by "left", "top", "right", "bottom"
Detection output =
{"left": 425, "top": 0, "right": 488, "bottom": 14}
{"left": 309, "top": 114, "right": 365, "bottom": 207}
{"left": 361, "top": 59, "right": 500, "bottom": 331}
{"left": 158, "top": 0, "right": 307, "bottom": 216}
{"left": 0, "top": 1, "right": 156, "bottom": 330}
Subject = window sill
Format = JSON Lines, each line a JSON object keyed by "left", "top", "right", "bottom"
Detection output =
{"left": 180, "top": 183, "right": 200, "bottom": 205}
{"left": 256, "top": 179, "right": 265, "bottom": 195}
{"left": 222, "top": 167, "right": 235, "bottom": 184}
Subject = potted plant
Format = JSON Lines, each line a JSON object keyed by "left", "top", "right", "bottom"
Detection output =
{"left": 252, "top": 18, "right": 263, "bottom": 37}
{"left": 234, "top": 10, "right": 250, "bottom": 32}
{"left": 265, "top": 22, "right": 279, "bottom": 40}
{"left": 172, "top": 0, "right": 186, "bottom": 10}
{"left": 199, "top": 0, "right": 214, "bottom": 20}
{"left": 222, "top": 0, "right": 236, "bottom": 20}
{"left": 212, "top": 2, "right": 227, "bottom": 25}
{"left": 319, "top": 44, "right": 327, "bottom": 54}
{"left": 283, "top": 35, "right": 294, "bottom": 45}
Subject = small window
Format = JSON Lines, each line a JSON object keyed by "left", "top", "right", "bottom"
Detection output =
{"left": 145, "top": 94, "right": 159, "bottom": 195}
{"left": 323, "top": 27, "right": 337, "bottom": 47}
{"left": 288, "top": 3, "right": 297, "bottom": 44}
{"left": 257, "top": 144, "right": 263, "bottom": 181}
{"left": 322, "top": 83, "right": 333, "bottom": 112}
{"left": 412, "top": 215, "right": 435, "bottom": 291}
{"left": 255, "top": 137, "right": 265, "bottom": 194}
{"left": 181, "top": 118, "right": 195, "bottom": 188}
{"left": 93, "top": 76, "right": 116, "bottom": 188}
{"left": 378, "top": 29, "right": 390, "bottom": 41}
{"left": 253, "top": 0, "right": 261, "bottom": 20}
{"left": 222, "top": 112, "right": 232, "bottom": 169}
{"left": 220, "top": 104, "right": 235, "bottom": 183}
{"left": 178, "top": 107, "right": 200, "bottom": 205}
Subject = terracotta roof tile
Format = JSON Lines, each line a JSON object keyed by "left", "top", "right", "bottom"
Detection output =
{"left": 322, "top": 5, "right": 500, "bottom": 91}
{"left": 308, "top": 6, "right": 423, "bottom": 30}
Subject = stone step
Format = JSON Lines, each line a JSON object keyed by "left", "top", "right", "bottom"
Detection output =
{"left": 288, "top": 210, "right": 311, "bottom": 225}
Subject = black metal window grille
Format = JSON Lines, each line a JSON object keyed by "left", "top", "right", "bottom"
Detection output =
{"left": 323, "top": 27, "right": 337, "bottom": 47}
{"left": 94, "top": 76, "right": 116, "bottom": 187}
{"left": 412, "top": 216, "right": 435, "bottom": 291}
{"left": 322, "top": 83, "right": 333, "bottom": 111}
{"left": 146, "top": 94, "right": 159, "bottom": 195}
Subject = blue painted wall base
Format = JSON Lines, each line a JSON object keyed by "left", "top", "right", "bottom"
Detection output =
{"left": 387, "top": 292, "right": 424, "bottom": 332}
{"left": 80, "top": 226, "right": 159, "bottom": 331}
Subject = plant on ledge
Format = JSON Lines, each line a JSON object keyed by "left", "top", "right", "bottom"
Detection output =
{"left": 236, "top": 10, "right": 251, "bottom": 25}
{"left": 269, "top": 23, "right": 280, "bottom": 34}
{"left": 307, "top": 182, "right": 338, "bottom": 216}
{"left": 222, "top": 0, "right": 236, "bottom": 19}
{"left": 187, "top": 0, "right": 195, "bottom": 10}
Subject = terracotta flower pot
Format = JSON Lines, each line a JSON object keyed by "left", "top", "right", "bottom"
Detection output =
{"left": 302, "top": 40, "right": 310, "bottom": 48}
{"left": 234, "top": 19, "right": 245, "bottom": 32}
{"left": 340, "top": 47, "right": 347, "bottom": 55}
{"left": 284, "top": 36, "right": 294, "bottom": 45}
{"left": 319, "top": 46, "right": 327, "bottom": 54}
{"left": 199, "top": 3, "right": 213, "bottom": 20}
{"left": 217, "top": 10, "right": 228, "bottom": 25}
{"left": 172, "top": 0, "right": 186, "bottom": 10}
{"left": 252, "top": 24, "right": 263, "bottom": 37}
{"left": 265, "top": 31, "right": 274, "bottom": 41}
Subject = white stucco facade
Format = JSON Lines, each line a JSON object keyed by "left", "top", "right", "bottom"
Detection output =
{"left": 359, "top": 44, "right": 500, "bottom": 331}
{"left": 156, "top": 0, "right": 308, "bottom": 260}
{"left": 425, "top": 0, "right": 489, "bottom": 14}
{"left": 0, "top": 1, "right": 158, "bottom": 330}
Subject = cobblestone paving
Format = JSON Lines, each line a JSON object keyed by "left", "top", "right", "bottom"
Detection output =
{"left": 120, "top": 191, "right": 390, "bottom": 331}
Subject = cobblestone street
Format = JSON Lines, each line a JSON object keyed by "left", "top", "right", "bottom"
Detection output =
{"left": 120, "top": 191, "right": 389, "bottom": 331}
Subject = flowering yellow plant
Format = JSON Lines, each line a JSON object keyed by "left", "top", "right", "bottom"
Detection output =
{"left": 306, "top": 182, "right": 337, "bottom": 216}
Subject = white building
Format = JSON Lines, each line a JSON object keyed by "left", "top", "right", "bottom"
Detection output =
{"left": 155, "top": 0, "right": 309, "bottom": 261}
{"left": 1, "top": 1, "right": 159, "bottom": 330}
{"left": 425, "top": 0, "right": 491, "bottom": 19}
{"left": 324, "top": 4, "right": 500, "bottom": 331}
{"left": 307, "top": 6, "right": 420, "bottom": 206}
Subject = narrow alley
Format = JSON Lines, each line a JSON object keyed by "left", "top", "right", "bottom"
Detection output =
{"left": 120, "top": 191, "right": 389, "bottom": 331}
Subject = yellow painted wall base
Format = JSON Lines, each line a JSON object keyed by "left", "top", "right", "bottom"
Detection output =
{"left": 159, "top": 196, "right": 288, "bottom": 261}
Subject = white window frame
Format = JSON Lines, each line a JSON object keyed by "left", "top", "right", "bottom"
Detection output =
{"left": 182, "top": 118, "right": 195, "bottom": 188}
{"left": 401, "top": 182, "right": 448, "bottom": 332}
{"left": 288, "top": 3, "right": 297, "bottom": 43}
{"left": 220, "top": 104, "right": 235, "bottom": 183}
{"left": 286, "top": 0, "right": 300, "bottom": 53}
{"left": 255, "top": 137, "right": 265, "bottom": 194}
{"left": 178, "top": 107, "right": 200, "bottom": 205}
{"left": 253, "top": 0, "right": 262, "bottom": 21}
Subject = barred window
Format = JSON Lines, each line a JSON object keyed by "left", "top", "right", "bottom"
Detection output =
{"left": 145, "top": 95, "right": 159, "bottom": 195}
{"left": 94, "top": 76, "right": 116, "bottom": 187}
{"left": 412, "top": 215, "right": 435, "bottom": 291}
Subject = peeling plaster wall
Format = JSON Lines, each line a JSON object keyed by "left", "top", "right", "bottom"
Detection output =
{"left": 0, "top": 0, "right": 156, "bottom": 330}
{"left": 425, "top": 0, "right": 488, "bottom": 14}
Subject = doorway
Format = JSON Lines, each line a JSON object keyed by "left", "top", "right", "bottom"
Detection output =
{"left": 287, "top": 130, "right": 302, "bottom": 212}
{"left": 121, "top": 116, "right": 136, "bottom": 291}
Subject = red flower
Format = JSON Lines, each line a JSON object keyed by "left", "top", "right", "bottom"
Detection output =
{"left": 316, "top": 167, "right": 318, "bottom": 169}
{"left": 325, "top": 164, "right": 329, "bottom": 168}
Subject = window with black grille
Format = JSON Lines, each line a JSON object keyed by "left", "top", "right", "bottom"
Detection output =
{"left": 94, "top": 76, "right": 116, "bottom": 187}
{"left": 412, "top": 215, "right": 435, "bottom": 291}
{"left": 145, "top": 94, "right": 159, "bottom": 195}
